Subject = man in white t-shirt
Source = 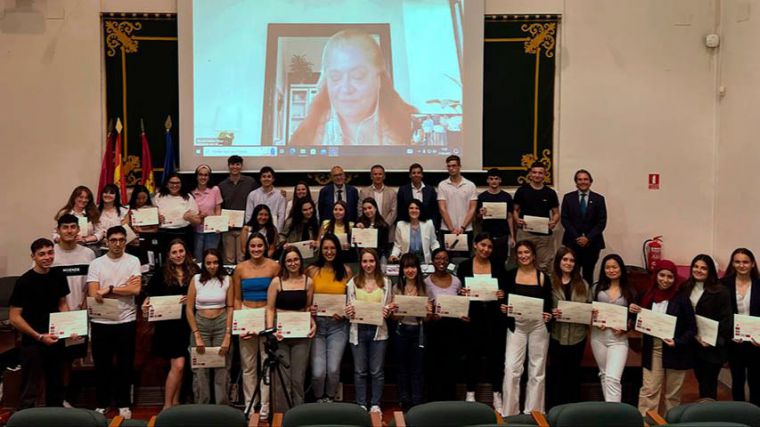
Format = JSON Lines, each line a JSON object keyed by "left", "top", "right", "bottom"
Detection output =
{"left": 52, "top": 214, "right": 96, "bottom": 407}
{"left": 86, "top": 226, "right": 141, "bottom": 419}
{"left": 437, "top": 155, "right": 477, "bottom": 255}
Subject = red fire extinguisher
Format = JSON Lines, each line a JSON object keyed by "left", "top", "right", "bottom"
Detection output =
{"left": 643, "top": 236, "right": 663, "bottom": 272}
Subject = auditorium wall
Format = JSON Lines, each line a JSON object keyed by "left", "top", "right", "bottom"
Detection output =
{"left": 0, "top": 0, "right": 756, "bottom": 275}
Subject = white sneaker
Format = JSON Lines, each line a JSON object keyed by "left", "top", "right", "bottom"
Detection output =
{"left": 369, "top": 405, "right": 382, "bottom": 414}
{"left": 118, "top": 407, "right": 132, "bottom": 419}
{"left": 465, "top": 391, "right": 476, "bottom": 402}
{"left": 259, "top": 403, "right": 269, "bottom": 420}
{"left": 62, "top": 400, "right": 74, "bottom": 408}
{"left": 492, "top": 392, "right": 503, "bottom": 411}
{"left": 94, "top": 408, "right": 106, "bottom": 415}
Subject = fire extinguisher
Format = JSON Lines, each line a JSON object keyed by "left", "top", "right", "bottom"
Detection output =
{"left": 643, "top": 236, "right": 663, "bottom": 272}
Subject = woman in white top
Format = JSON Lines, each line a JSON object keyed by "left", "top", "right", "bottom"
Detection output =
{"left": 390, "top": 199, "right": 439, "bottom": 264}
{"left": 96, "top": 184, "right": 129, "bottom": 247}
{"left": 54, "top": 185, "right": 101, "bottom": 248}
{"left": 185, "top": 248, "right": 233, "bottom": 404}
{"left": 154, "top": 173, "right": 201, "bottom": 260}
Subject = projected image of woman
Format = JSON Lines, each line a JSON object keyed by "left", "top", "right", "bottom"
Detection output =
{"left": 289, "top": 29, "right": 417, "bottom": 146}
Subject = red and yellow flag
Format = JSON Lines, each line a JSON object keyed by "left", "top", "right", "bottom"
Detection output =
{"left": 113, "top": 118, "right": 127, "bottom": 199}
{"left": 140, "top": 128, "right": 155, "bottom": 193}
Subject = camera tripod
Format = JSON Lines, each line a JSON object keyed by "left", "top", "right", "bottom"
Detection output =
{"left": 244, "top": 330, "right": 294, "bottom": 420}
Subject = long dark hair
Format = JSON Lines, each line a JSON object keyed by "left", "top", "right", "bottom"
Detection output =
{"left": 358, "top": 197, "right": 389, "bottom": 229}
{"left": 199, "top": 248, "right": 227, "bottom": 285}
{"left": 680, "top": 254, "right": 721, "bottom": 295}
{"left": 56, "top": 185, "right": 100, "bottom": 223}
{"left": 128, "top": 184, "right": 153, "bottom": 208}
{"left": 313, "top": 233, "right": 348, "bottom": 282}
{"left": 162, "top": 239, "right": 198, "bottom": 286}
{"left": 158, "top": 173, "right": 190, "bottom": 199}
{"left": 594, "top": 254, "right": 635, "bottom": 303}
{"left": 280, "top": 246, "right": 305, "bottom": 280}
{"left": 396, "top": 253, "right": 426, "bottom": 296}
{"left": 723, "top": 248, "right": 760, "bottom": 279}
{"left": 244, "top": 232, "right": 270, "bottom": 261}
{"left": 406, "top": 198, "right": 427, "bottom": 222}
{"left": 325, "top": 200, "right": 351, "bottom": 235}
{"left": 246, "top": 204, "right": 277, "bottom": 246}
{"left": 288, "top": 199, "right": 320, "bottom": 238}
{"left": 551, "top": 246, "right": 587, "bottom": 299}
{"left": 292, "top": 181, "right": 313, "bottom": 203}
{"left": 98, "top": 183, "right": 124, "bottom": 217}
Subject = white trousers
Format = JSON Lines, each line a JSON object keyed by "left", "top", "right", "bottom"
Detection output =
{"left": 501, "top": 320, "right": 550, "bottom": 416}
{"left": 590, "top": 328, "right": 629, "bottom": 402}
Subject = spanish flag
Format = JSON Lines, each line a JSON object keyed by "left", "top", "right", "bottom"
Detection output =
{"left": 113, "top": 118, "right": 127, "bottom": 199}
{"left": 140, "top": 126, "right": 156, "bottom": 193}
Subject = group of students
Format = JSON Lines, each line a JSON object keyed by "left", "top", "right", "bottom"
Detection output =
{"left": 8, "top": 155, "right": 760, "bottom": 420}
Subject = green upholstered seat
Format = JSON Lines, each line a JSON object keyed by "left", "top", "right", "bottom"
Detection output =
{"left": 282, "top": 402, "right": 373, "bottom": 427}
{"left": 7, "top": 407, "right": 108, "bottom": 427}
{"left": 665, "top": 401, "right": 760, "bottom": 427}
{"left": 661, "top": 422, "right": 748, "bottom": 427}
{"left": 502, "top": 413, "right": 538, "bottom": 425}
{"left": 152, "top": 404, "right": 246, "bottom": 427}
{"left": 397, "top": 401, "right": 497, "bottom": 427}
{"left": 546, "top": 402, "right": 643, "bottom": 427}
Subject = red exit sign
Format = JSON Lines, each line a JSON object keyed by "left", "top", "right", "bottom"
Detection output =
{"left": 648, "top": 174, "right": 660, "bottom": 190}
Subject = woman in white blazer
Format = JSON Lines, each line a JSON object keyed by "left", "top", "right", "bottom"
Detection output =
{"left": 390, "top": 199, "right": 440, "bottom": 264}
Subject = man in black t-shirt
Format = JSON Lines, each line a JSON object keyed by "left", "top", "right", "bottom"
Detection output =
{"left": 476, "top": 168, "right": 515, "bottom": 265}
{"left": 513, "top": 162, "right": 560, "bottom": 272}
{"left": 10, "top": 238, "right": 70, "bottom": 408}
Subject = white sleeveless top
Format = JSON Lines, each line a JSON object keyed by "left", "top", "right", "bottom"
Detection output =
{"left": 194, "top": 274, "right": 230, "bottom": 309}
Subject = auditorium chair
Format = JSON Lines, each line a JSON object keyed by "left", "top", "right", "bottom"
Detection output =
{"left": 532, "top": 401, "right": 643, "bottom": 427}
{"left": 391, "top": 401, "right": 501, "bottom": 427}
{"left": 270, "top": 402, "right": 381, "bottom": 427}
{"left": 647, "top": 401, "right": 760, "bottom": 427}
{"left": 7, "top": 407, "right": 112, "bottom": 427}
{"left": 145, "top": 404, "right": 247, "bottom": 427}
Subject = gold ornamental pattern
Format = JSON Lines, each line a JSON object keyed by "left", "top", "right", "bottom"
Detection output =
{"left": 521, "top": 22, "right": 556, "bottom": 58}
{"left": 105, "top": 21, "right": 143, "bottom": 57}
{"left": 517, "top": 149, "right": 553, "bottom": 184}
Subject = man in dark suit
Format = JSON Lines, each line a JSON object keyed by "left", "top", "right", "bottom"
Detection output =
{"left": 561, "top": 169, "right": 607, "bottom": 285}
{"left": 318, "top": 165, "right": 359, "bottom": 222}
{"left": 396, "top": 163, "right": 439, "bottom": 227}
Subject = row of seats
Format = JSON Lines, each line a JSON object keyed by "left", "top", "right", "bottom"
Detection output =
{"left": 7, "top": 400, "right": 760, "bottom": 427}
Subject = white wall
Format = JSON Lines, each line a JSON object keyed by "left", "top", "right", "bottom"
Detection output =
{"left": 2, "top": 0, "right": 758, "bottom": 275}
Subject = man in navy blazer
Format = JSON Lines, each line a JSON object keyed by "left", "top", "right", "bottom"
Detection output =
{"left": 318, "top": 165, "right": 359, "bottom": 222}
{"left": 561, "top": 169, "right": 607, "bottom": 285}
{"left": 396, "top": 163, "right": 439, "bottom": 227}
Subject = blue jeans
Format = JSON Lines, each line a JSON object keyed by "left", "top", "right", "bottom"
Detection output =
{"left": 194, "top": 232, "right": 221, "bottom": 261}
{"left": 393, "top": 323, "right": 424, "bottom": 407}
{"left": 351, "top": 325, "right": 388, "bottom": 407}
{"left": 311, "top": 316, "right": 348, "bottom": 399}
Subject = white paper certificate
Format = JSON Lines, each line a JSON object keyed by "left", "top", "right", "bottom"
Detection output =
{"left": 86, "top": 297, "right": 122, "bottom": 321}
{"left": 277, "top": 311, "right": 311, "bottom": 338}
{"left": 313, "top": 294, "right": 346, "bottom": 317}
{"left": 77, "top": 216, "right": 90, "bottom": 237}
{"left": 507, "top": 294, "right": 545, "bottom": 321}
{"left": 523, "top": 215, "right": 550, "bottom": 234}
{"left": 232, "top": 308, "right": 266, "bottom": 335}
{"left": 351, "top": 300, "right": 384, "bottom": 326}
{"left": 394, "top": 295, "right": 428, "bottom": 317}
{"left": 203, "top": 215, "right": 229, "bottom": 233}
{"left": 482, "top": 202, "right": 507, "bottom": 220}
{"left": 465, "top": 277, "right": 499, "bottom": 301}
{"left": 733, "top": 314, "right": 760, "bottom": 342}
{"left": 435, "top": 295, "right": 470, "bottom": 318}
{"left": 444, "top": 234, "right": 469, "bottom": 252}
{"left": 147, "top": 295, "right": 183, "bottom": 321}
{"left": 592, "top": 301, "right": 628, "bottom": 330}
{"left": 49, "top": 310, "right": 88, "bottom": 339}
{"left": 383, "top": 264, "right": 400, "bottom": 277}
{"left": 290, "top": 241, "right": 315, "bottom": 259}
{"left": 131, "top": 207, "right": 159, "bottom": 226}
{"left": 190, "top": 347, "right": 226, "bottom": 369}
{"left": 351, "top": 227, "right": 378, "bottom": 248}
{"left": 635, "top": 308, "right": 677, "bottom": 340}
{"left": 221, "top": 209, "right": 245, "bottom": 228}
{"left": 556, "top": 301, "right": 593, "bottom": 325}
{"left": 696, "top": 315, "right": 719, "bottom": 346}
{"left": 124, "top": 225, "right": 138, "bottom": 244}
{"left": 335, "top": 233, "right": 349, "bottom": 248}
{"left": 162, "top": 208, "right": 185, "bottom": 226}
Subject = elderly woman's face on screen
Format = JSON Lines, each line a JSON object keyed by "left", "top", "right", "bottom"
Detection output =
{"left": 325, "top": 44, "right": 380, "bottom": 122}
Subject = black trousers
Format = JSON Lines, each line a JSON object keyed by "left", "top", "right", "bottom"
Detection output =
{"left": 569, "top": 244, "right": 601, "bottom": 286}
{"left": 91, "top": 322, "right": 136, "bottom": 408}
{"left": 547, "top": 337, "right": 587, "bottom": 407}
{"left": 728, "top": 341, "right": 760, "bottom": 405}
{"left": 425, "top": 318, "right": 462, "bottom": 401}
{"left": 19, "top": 341, "right": 65, "bottom": 408}
{"left": 693, "top": 357, "right": 722, "bottom": 400}
{"left": 464, "top": 302, "right": 506, "bottom": 393}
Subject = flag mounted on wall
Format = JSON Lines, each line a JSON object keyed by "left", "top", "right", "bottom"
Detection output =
{"left": 140, "top": 118, "right": 156, "bottom": 193}
{"left": 161, "top": 115, "right": 176, "bottom": 185}
{"left": 97, "top": 119, "right": 115, "bottom": 203}
{"left": 113, "top": 118, "right": 127, "bottom": 199}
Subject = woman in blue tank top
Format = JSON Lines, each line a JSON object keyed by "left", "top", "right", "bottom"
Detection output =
{"left": 233, "top": 232, "right": 280, "bottom": 420}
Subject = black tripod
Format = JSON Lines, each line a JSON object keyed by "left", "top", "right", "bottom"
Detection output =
{"left": 244, "top": 329, "right": 294, "bottom": 420}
